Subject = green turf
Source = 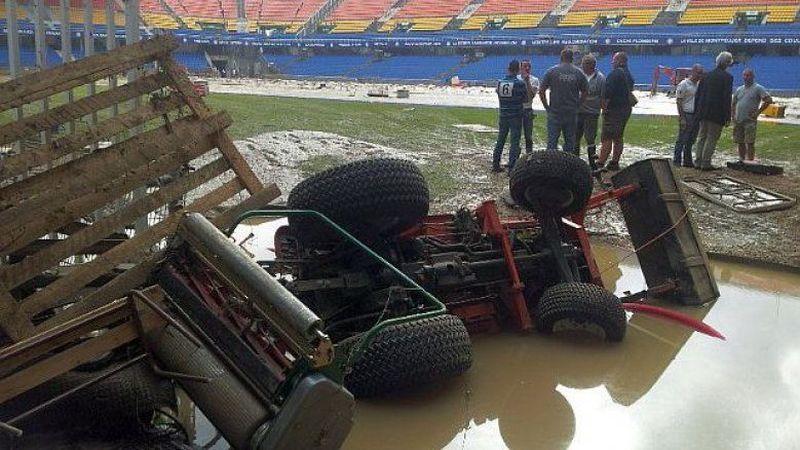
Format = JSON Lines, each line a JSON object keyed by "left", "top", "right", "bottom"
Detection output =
{"left": 206, "top": 94, "right": 800, "bottom": 164}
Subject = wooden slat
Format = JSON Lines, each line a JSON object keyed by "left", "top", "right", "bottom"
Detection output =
{"left": 0, "top": 290, "right": 35, "bottom": 342}
{"left": 0, "top": 320, "right": 139, "bottom": 404}
{"left": 1, "top": 158, "right": 231, "bottom": 289}
{"left": 20, "top": 178, "right": 246, "bottom": 319}
{"left": 9, "top": 238, "right": 127, "bottom": 259}
{"left": 0, "top": 299, "right": 129, "bottom": 376}
{"left": 0, "top": 111, "right": 231, "bottom": 210}
{"left": 0, "top": 132, "right": 221, "bottom": 258}
{"left": 0, "top": 72, "right": 171, "bottom": 146}
{"left": 0, "top": 36, "right": 177, "bottom": 113}
{"left": 0, "top": 93, "right": 186, "bottom": 181}
{"left": 32, "top": 181, "right": 277, "bottom": 333}
{"left": 160, "top": 58, "right": 264, "bottom": 195}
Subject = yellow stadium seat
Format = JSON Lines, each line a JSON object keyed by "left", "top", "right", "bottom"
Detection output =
{"left": 680, "top": 5, "right": 798, "bottom": 25}
{"left": 560, "top": 9, "right": 660, "bottom": 27}
{"left": 142, "top": 12, "right": 180, "bottom": 29}
{"left": 504, "top": 13, "right": 546, "bottom": 28}
{"left": 461, "top": 15, "right": 488, "bottom": 30}
{"left": 329, "top": 20, "right": 373, "bottom": 33}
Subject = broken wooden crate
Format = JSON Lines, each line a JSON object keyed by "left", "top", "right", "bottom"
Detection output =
{"left": 0, "top": 35, "right": 279, "bottom": 410}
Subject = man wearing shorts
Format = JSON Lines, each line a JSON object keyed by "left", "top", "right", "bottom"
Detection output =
{"left": 732, "top": 68, "right": 772, "bottom": 162}
{"left": 597, "top": 52, "right": 635, "bottom": 171}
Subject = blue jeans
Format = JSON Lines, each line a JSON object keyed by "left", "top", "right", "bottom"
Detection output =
{"left": 673, "top": 112, "right": 699, "bottom": 164}
{"left": 546, "top": 110, "right": 578, "bottom": 153}
{"left": 522, "top": 109, "right": 535, "bottom": 153}
{"left": 493, "top": 115, "right": 522, "bottom": 173}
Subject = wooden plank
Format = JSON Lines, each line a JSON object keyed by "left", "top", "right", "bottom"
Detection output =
{"left": 0, "top": 35, "right": 177, "bottom": 113}
{"left": 0, "top": 299, "right": 129, "bottom": 376}
{"left": 0, "top": 111, "right": 231, "bottom": 210}
{"left": 20, "top": 178, "right": 246, "bottom": 319}
{"left": 216, "top": 132, "right": 265, "bottom": 195}
{"left": 0, "top": 320, "right": 139, "bottom": 404}
{"left": 1, "top": 158, "right": 231, "bottom": 289}
{"left": 212, "top": 183, "right": 282, "bottom": 230}
{"left": 0, "top": 290, "right": 34, "bottom": 343}
{"left": 160, "top": 58, "right": 264, "bottom": 194}
{"left": 33, "top": 178, "right": 253, "bottom": 333}
{"left": 0, "top": 132, "right": 221, "bottom": 259}
{"left": 0, "top": 72, "right": 171, "bottom": 146}
{"left": 0, "top": 93, "right": 186, "bottom": 181}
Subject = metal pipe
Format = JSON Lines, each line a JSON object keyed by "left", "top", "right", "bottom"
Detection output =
{"left": 5, "top": 0, "right": 22, "bottom": 154}
{"left": 60, "top": 0, "right": 75, "bottom": 134}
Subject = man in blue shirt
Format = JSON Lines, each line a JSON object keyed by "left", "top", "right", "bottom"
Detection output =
{"left": 492, "top": 60, "right": 531, "bottom": 174}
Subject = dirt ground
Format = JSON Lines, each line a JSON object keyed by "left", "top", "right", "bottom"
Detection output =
{"left": 227, "top": 130, "right": 800, "bottom": 268}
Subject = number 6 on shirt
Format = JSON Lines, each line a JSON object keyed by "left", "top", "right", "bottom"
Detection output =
{"left": 498, "top": 81, "right": 514, "bottom": 98}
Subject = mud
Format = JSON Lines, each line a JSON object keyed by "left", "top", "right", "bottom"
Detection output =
{"left": 211, "top": 130, "right": 800, "bottom": 267}
{"left": 341, "top": 245, "right": 800, "bottom": 450}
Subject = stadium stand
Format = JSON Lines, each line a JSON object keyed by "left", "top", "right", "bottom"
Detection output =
{"left": 322, "top": 0, "right": 396, "bottom": 33}
{"left": 0, "top": 45, "right": 62, "bottom": 69}
{"left": 679, "top": 1, "right": 799, "bottom": 25}
{"left": 247, "top": 0, "right": 327, "bottom": 33}
{"left": 559, "top": 0, "right": 668, "bottom": 27}
{"left": 141, "top": 0, "right": 181, "bottom": 29}
{"left": 461, "top": 0, "right": 557, "bottom": 30}
{"left": 381, "top": 0, "right": 471, "bottom": 32}
{"left": 356, "top": 55, "right": 463, "bottom": 80}
{"left": 174, "top": 49, "right": 211, "bottom": 71}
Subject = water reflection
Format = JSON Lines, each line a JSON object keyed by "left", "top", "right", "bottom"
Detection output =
{"left": 343, "top": 244, "right": 800, "bottom": 450}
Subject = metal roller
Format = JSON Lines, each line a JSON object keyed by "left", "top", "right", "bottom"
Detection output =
{"left": 177, "top": 212, "right": 329, "bottom": 366}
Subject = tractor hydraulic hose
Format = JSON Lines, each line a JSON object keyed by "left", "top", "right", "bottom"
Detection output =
{"left": 227, "top": 209, "right": 448, "bottom": 361}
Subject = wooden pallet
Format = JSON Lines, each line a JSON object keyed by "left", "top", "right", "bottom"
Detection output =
{"left": 0, "top": 35, "right": 279, "bottom": 407}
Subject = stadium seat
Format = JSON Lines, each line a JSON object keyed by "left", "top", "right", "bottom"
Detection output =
{"left": 381, "top": 0, "right": 471, "bottom": 32}
{"left": 323, "top": 0, "right": 395, "bottom": 33}
{"left": 460, "top": 1, "right": 555, "bottom": 30}
{"left": 174, "top": 50, "right": 211, "bottom": 72}
{"left": 679, "top": 2, "right": 799, "bottom": 25}
{"left": 247, "top": 0, "right": 327, "bottom": 33}
{"left": 559, "top": 0, "right": 667, "bottom": 27}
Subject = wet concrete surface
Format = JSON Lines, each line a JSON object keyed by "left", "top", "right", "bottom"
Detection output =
{"left": 339, "top": 244, "right": 800, "bottom": 450}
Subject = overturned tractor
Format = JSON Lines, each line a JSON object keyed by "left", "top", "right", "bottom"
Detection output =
{"left": 229, "top": 151, "right": 719, "bottom": 398}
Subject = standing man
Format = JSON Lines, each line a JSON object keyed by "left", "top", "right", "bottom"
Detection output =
{"left": 539, "top": 49, "right": 588, "bottom": 153}
{"left": 693, "top": 51, "right": 734, "bottom": 171}
{"left": 576, "top": 54, "right": 605, "bottom": 164}
{"left": 732, "top": 68, "right": 772, "bottom": 162}
{"left": 519, "top": 59, "right": 540, "bottom": 154}
{"left": 492, "top": 59, "right": 531, "bottom": 174}
{"left": 597, "top": 52, "right": 635, "bottom": 171}
{"left": 673, "top": 64, "right": 704, "bottom": 167}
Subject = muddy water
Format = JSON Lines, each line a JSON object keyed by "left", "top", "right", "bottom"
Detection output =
{"left": 341, "top": 244, "right": 800, "bottom": 450}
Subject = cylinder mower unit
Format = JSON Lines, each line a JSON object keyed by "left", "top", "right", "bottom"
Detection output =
{"left": 151, "top": 213, "right": 354, "bottom": 450}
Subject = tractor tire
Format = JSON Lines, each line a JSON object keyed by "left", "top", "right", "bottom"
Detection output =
{"left": 535, "top": 282, "right": 626, "bottom": 342}
{"left": 510, "top": 151, "right": 593, "bottom": 217}
{"left": 0, "top": 361, "right": 174, "bottom": 435}
{"left": 287, "top": 158, "right": 429, "bottom": 246}
{"left": 336, "top": 314, "right": 472, "bottom": 398}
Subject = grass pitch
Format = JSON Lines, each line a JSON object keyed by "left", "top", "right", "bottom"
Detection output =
{"left": 208, "top": 94, "right": 800, "bottom": 165}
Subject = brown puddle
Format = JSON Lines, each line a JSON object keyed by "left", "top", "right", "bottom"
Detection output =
{"left": 341, "top": 244, "right": 800, "bottom": 450}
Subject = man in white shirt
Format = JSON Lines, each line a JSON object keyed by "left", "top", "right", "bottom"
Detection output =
{"left": 576, "top": 54, "right": 605, "bottom": 164}
{"left": 518, "top": 59, "right": 540, "bottom": 153}
{"left": 673, "top": 64, "right": 703, "bottom": 167}
{"left": 732, "top": 68, "right": 772, "bottom": 161}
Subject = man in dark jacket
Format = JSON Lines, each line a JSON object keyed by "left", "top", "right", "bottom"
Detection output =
{"left": 597, "top": 52, "right": 634, "bottom": 171}
{"left": 693, "top": 51, "right": 734, "bottom": 170}
{"left": 493, "top": 59, "right": 532, "bottom": 174}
